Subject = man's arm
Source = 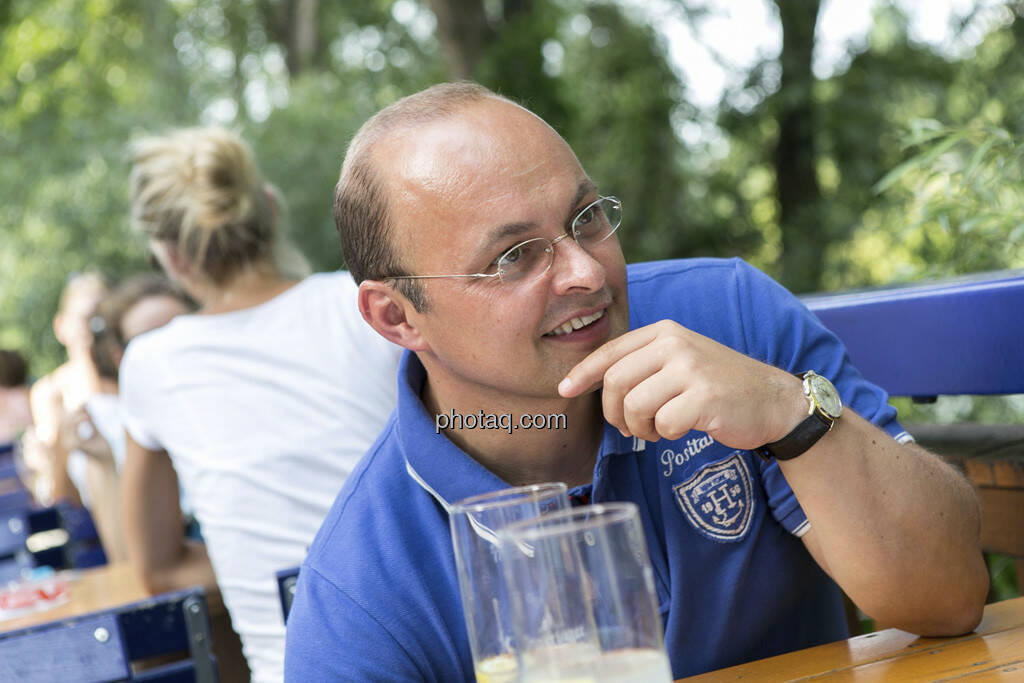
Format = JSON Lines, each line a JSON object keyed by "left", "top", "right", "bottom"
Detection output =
{"left": 786, "top": 412, "right": 986, "bottom": 635}
{"left": 559, "top": 320, "right": 988, "bottom": 636}
{"left": 121, "top": 432, "right": 222, "bottom": 611}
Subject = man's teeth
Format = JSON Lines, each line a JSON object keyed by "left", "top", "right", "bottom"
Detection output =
{"left": 546, "top": 310, "right": 604, "bottom": 336}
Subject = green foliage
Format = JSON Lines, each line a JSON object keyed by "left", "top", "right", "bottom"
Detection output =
{"left": 0, "top": 0, "right": 444, "bottom": 374}
{"left": 874, "top": 119, "right": 1024, "bottom": 274}
{"left": 557, "top": 3, "right": 695, "bottom": 266}
{"left": 821, "top": 4, "right": 1024, "bottom": 290}
{"left": 987, "top": 553, "right": 1021, "bottom": 602}
{"left": 1, "top": 0, "right": 195, "bottom": 374}
{"left": 4, "top": 0, "right": 1024, "bottom": 381}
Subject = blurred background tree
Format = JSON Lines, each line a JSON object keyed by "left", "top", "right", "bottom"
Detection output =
{"left": 2, "top": 0, "right": 1022, "bottom": 383}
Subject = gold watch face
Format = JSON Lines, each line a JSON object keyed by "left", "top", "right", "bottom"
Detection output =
{"left": 806, "top": 373, "right": 843, "bottom": 419}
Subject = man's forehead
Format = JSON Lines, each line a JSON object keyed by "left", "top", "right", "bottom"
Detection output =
{"left": 369, "top": 99, "right": 589, "bottom": 265}
{"left": 377, "top": 100, "right": 574, "bottom": 190}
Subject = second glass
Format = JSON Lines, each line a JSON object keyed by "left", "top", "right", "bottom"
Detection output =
{"left": 497, "top": 502, "right": 671, "bottom": 683}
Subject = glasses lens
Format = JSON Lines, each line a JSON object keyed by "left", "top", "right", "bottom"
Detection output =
{"left": 572, "top": 197, "right": 622, "bottom": 245}
{"left": 497, "top": 238, "right": 554, "bottom": 283}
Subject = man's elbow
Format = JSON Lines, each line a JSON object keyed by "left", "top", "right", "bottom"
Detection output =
{"left": 942, "top": 598, "right": 986, "bottom": 637}
{"left": 867, "top": 566, "right": 988, "bottom": 636}
{"left": 903, "top": 595, "right": 985, "bottom": 637}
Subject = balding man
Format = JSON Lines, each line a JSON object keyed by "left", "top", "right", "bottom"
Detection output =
{"left": 284, "top": 82, "right": 987, "bottom": 681}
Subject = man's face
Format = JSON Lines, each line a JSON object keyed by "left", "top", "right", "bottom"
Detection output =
{"left": 377, "top": 98, "right": 629, "bottom": 404}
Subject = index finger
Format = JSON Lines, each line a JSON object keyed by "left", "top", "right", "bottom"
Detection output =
{"left": 558, "top": 325, "right": 660, "bottom": 397}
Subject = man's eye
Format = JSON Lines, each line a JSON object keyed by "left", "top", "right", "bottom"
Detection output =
{"left": 576, "top": 206, "right": 596, "bottom": 225}
{"left": 501, "top": 244, "right": 525, "bottom": 264}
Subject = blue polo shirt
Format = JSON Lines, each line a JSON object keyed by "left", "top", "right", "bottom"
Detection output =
{"left": 285, "top": 258, "right": 909, "bottom": 681}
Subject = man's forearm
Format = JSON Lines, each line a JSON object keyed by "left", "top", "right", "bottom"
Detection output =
{"left": 783, "top": 411, "right": 988, "bottom": 635}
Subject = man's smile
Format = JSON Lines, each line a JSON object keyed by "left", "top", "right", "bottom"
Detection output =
{"left": 543, "top": 308, "right": 605, "bottom": 336}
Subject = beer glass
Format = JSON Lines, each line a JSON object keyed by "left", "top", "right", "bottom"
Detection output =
{"left": 497, "top": 502, "right": 671, "bottom": 683}
{"left": 450, "top": 483, "right": 570, "bottom": 683}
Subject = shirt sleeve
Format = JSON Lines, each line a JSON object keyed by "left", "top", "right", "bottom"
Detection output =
{"left": 731, "top": 259, "right": 907, "bottom": 534}
{"left": 118, "top": 339, "right": 164, "bottom": 451}
{"left": 284, "top": 565, "right": 424, "bottom": 683}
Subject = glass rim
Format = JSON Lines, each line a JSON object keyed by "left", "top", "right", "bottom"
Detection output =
{"left": 496, "top": 501, "right": 638, "bottom": 542}
{"left": 450, "top": 482, "right": 568, "bottom": 514}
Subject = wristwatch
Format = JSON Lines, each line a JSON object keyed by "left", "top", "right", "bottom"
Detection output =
{"left": 755, "top": 371, "right": 843, "bottom": 461}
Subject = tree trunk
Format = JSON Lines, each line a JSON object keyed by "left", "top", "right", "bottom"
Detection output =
{"left": 774, "top": 0, "right": 823, "bottom": 293}
{"left": 289, "top": 0, "right": 318, "bottom": 75}
{"left": 259, "top": 0, "right": 319, "bottom": 78}
{"left": 428, "top": 0, "right": 491, "bottom": 79}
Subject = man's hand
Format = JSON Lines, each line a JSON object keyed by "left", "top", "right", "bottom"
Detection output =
{"left": 558, "top": 320, "right": 807, "bottom": 448}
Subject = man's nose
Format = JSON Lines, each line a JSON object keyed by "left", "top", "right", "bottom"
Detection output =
{"left": 549, "top": 236, "right": 605, "bottom": 295}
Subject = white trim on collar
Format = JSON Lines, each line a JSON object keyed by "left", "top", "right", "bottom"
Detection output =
{"left": 405, "top": 459, "right": 452, "bottom": 513}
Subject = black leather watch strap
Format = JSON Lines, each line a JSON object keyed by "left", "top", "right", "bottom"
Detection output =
{"left": 754, "top": 411, "right": 833, "bottom": 461}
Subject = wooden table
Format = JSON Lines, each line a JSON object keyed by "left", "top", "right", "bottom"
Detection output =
{"left": 679, "top": 596, "right": 1024, "bottom": 681}
{"left": 0, "top": 562, "right": 148, "bottom": 633}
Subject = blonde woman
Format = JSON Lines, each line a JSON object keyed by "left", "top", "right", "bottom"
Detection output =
{"left": 120, "top": 127, "right": 400, "bottom": 682}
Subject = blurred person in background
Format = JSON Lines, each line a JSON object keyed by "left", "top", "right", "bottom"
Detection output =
{"left": 28, "top": 272, "right": 114, "bottom": 506}
{"left": 58, "top": 273, "right": 192, "bottom": 563}
{"left": 122, "top": 126, "right": 401, "bottom": 682}
{"left": 0, "top": 349, "right": 33, "bottom": 448}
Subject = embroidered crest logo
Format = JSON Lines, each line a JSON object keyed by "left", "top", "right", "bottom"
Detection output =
{"left": 673, "top": 452, "right": 754, "bottom": 542}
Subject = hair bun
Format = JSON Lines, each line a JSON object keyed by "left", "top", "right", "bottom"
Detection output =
{"left": 130, "top": 127, "right": 277, "bottom": 285}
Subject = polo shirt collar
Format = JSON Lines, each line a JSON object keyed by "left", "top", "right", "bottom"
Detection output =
{"left": 396, "top": 352, "right": 508, "bottom": 511}
{"left": 598, "top": 422, "right": 647, "bottom": 459}
{"left": 396, "top": 352, "right": 646, "bottom": 510}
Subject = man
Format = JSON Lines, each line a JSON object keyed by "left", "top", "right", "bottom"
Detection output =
{"left": 285, "top": 83, "right": 988, "bottom": 680}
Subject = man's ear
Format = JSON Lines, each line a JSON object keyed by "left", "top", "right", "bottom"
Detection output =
{"left": 358, "top": 280, "right": 429, "bottom": 352}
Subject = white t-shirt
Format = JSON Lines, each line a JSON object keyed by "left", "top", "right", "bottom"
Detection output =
{"left": 119, "top": 272, "right": 400, "bottom": 683}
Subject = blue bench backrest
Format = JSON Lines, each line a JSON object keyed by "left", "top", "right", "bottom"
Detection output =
{"left": 27, "top": 503, "right": 108, "bottom": 570}
{"left": 802, "top": 269, "right": 1024, "bottom": 399}
{"left": 0, "top": 587, "right": 217, "bottom": 682}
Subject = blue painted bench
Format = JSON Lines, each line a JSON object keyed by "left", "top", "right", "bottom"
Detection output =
{"left": 802, "top": 268, "right": 1024, "bottom": 400}
{"left": 0, "top": 586, "right": 217, "bottom": 682}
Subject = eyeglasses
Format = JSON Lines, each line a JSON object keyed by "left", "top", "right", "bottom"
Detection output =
{"left": 386, "top": 196, "right": 622, "bottom": 286}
